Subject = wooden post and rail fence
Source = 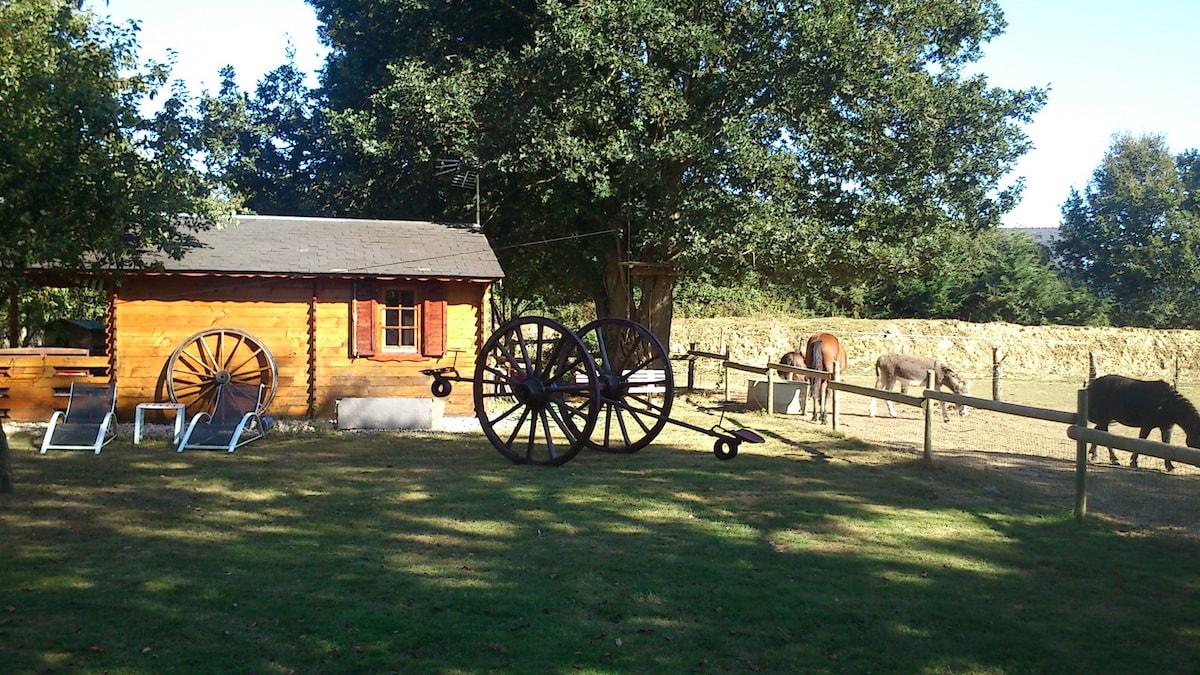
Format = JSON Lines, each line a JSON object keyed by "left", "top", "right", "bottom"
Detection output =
{"left": 677, "top": 346, "right": 1200, "bottom": 522}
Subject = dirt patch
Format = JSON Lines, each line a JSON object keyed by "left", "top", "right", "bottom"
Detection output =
{"left": 672, "top": 316, "right": 1200, "bottom": 384}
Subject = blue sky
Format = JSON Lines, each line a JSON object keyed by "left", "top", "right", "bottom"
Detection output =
{"left": 96, "top": 0, "right": 327, "bottom": 93}
{"left": 975, "top": 0, "right": 1200, "bottom": 228}
{"left": 95, "top": 0, "right": 1200, "bottom": 229}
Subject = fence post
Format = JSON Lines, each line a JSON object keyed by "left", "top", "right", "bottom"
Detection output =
{"left": 765, "top": 365, "right": 775, "bottom": 417}
{"left": 831, "top": 362, "right": 841, "bottom": 431}
{"left": 923, "top": 370, "right": 934, "bottom": 463}
{"left": 1088, "top": 351, "right": 1098, "bottom": 383}
{"left": 687, "top": 342, "right": 696, "bottom": 392}
{"left": 1174, "top": 355, "right": 1181, "bottom": 390}
{"left": 1075, "top": 388, "right": 1089, "bottom": 521}
{"left": 992, "top": 346, "right": 1004, "bottom": 402}
{"left": 722, "top": 349, "right": 731, "bottom": 403}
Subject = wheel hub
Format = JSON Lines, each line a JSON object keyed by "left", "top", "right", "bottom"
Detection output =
{"left": 514, "top": 376, "right": 549, "bottom": 407}
{"left": 598, "top": 372, "right": 628, "bottom": 399}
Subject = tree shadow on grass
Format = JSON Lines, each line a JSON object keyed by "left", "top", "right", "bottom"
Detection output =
{"left": 3, "top": 426, "right": 1200, "bottom": 674}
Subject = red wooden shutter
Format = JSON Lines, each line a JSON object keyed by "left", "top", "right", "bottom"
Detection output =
{"left": 421, "top": 285, "right": 447, "bottom": 358}
{"left": 353, "top": 283, "right": 376, "bottom": 357}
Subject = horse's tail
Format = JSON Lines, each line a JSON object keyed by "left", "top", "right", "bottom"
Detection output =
{"left": 807, "top": 340, "right": 825, "bottom": 373}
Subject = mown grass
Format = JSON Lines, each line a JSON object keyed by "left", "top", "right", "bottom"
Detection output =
{"left": 3, "top": 403, "right": 1199, "bottom": 674}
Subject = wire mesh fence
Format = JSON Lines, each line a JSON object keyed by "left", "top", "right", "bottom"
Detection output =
{"left": 675, "top": 349, "right": 1200, "bottom": 539}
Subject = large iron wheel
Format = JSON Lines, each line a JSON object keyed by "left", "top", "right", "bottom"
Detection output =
{"left": 572, "top": 317, "right": 674, "bottom": 453}
{"left": 166, "top": 328, "right": 278, "bottom": 417}
{"left": 473, "top": 316, "right": 600, "bottom": 466}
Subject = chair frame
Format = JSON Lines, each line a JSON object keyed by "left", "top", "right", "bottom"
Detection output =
{"left": 39, "top": 382, "right": 118, "bottom": 455}
{"left": 176, "top": 383, "right": 266, "bottom": 453}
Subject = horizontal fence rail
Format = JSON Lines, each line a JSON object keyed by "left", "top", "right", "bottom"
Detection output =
{"left": 1067, "top": 426, "right": 1200, "bottom": 471}
{"left": 833, "top": 380, "right": 923, "bottom": 408}
{"left": 684, "top": 349, "right": 730, "bottom": 362}
{"left": 765, "top": 361, "right": 827, "bottom": 381}
{"left": 923, "top": 390, "right": 1077, "bottom": 425}
{"left": 725, "top": 361, "right": 769, "bottom": 376}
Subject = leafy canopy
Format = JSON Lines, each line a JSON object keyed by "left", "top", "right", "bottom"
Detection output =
{"left": 0, "top": 0, "right": 229, "bottom": 297}
{"left": 305, "top": 0, "right": 1046, "bottom": 324}
{"left": 1055, "top": 133, "right": 1200, "bottom": 328}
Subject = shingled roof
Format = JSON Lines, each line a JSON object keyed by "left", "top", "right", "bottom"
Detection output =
{"left": 149, "top": 215, "right": 504, "bottom": 280}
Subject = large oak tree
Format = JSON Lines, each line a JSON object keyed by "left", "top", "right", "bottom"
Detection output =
{"left": 306, "top": 0, "right": 1043, "bottom": 342}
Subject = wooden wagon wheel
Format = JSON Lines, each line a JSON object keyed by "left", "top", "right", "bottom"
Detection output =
{"left": 473, "top": 316, "right": 600, "bottom": 466}
{"left": 166, "top": 328, "right": 278, "bottom": 417}
{"left": 572, "top": 317, "right": 674, "bottom": 453}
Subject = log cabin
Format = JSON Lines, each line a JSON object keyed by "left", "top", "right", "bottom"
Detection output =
{"left": 1, "top": 215, "right": 504, "bottom": 424}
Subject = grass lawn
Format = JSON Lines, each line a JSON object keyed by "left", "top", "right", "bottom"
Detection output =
{"left": 3, "top": 402, "right": 1199, "bottom": 674}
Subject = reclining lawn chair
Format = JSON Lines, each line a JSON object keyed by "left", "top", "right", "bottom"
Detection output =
{"left": 176, "top": 382, "right": 265, "bottom": 453}
{"left": 39, "top": 382, "right": 118, "bottom": 455}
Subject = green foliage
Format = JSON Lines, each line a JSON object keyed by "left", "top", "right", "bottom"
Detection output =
{"left": 673, "top": 273, "right": 812, "bottom": 318}
{"left": 866, "top": 229, "right": 1109, "bottom": 325}
{"left": 488, "top": 281, "right": 599, "bottom": 328}
{"left": 0, "top": 0, "right": 230, "bottom": 339}
{"left": 199, "top": 56, "right": 324, "bottom": 215}
{"left": 305, "top": 0, "right": 1045, "bottom": 328}
{"left": 10, "top": 287, "right": 106, "bottom": 347}
{"left": 1055, "top": 133, "right": 1200, "bottom": 328}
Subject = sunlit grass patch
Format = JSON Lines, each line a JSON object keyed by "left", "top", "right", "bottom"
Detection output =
{"left": 3, "top": 408, "right": 1200, "bottom": 674}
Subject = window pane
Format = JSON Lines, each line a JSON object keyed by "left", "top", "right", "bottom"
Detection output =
{"left": 379, "top": 286, "right": 419, "bottom": 352}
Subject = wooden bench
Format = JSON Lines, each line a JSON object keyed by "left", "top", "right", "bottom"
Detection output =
{"left": 576, "top": 369, "right": 668, "bottom": 396}
{"left": 625, "top": 369, "right": 667, "bottom": 395}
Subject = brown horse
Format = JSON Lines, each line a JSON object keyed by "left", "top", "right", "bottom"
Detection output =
{"left": 804, "top": 332, "right": 848, "bottom": 424}
{"left": 776, "top": 349, "right": 806, "bottom": 381}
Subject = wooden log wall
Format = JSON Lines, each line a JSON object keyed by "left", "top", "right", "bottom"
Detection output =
{"left": 112, "top": 275, "right": 489, "bottom": 421}
{"left": 0, "top": 350, "right": 111, "bottom": 421}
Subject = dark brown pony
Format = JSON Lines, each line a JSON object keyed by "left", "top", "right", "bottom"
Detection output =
{"left": 1087, "top": 374, "right": 1200, "bottom": 471}
{"left": 804, "top": 332, "right": 848, "bottom": 424}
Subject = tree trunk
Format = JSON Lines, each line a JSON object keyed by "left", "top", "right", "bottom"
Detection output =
{"left": 597, "top": 252, "right": 631, "bottom": 322}
{"left": 1, "top": 420, "right": 13, "bottom": 494}
{"left": 632, "top": 272, "right": 675, "bottom": 352}
{"left": 7, "top": 291, "right": 17, "bottom": 349}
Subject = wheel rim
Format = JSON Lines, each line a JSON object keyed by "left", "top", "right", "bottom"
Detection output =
{"left": 573, "top": 318, "right": 674, "bottom": 453}
{"left": 473, "top": 316, "right": 599, "bottom": 466}
{"left": 166, "top": 328, "right": 278, "bottom": 417}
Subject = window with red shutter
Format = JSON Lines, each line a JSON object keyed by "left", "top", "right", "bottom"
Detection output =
{"left": 381, "top": 288, "right": 419, "bottom": 352}
{"left": 351, "top": 282, "right": 448, "bottom": 360}
{"left": 421, "top": 284, "right": 447, "bottom": 358}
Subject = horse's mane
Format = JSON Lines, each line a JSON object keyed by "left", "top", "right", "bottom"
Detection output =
{"left": 1167, "top": 388, "right": 1200, "bottom": 432}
